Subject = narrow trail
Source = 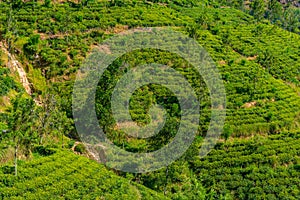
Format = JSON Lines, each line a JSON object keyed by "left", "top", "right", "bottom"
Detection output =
{"left": 71, "top": 141, "right": 108, "bottom": 164}
{"left": 0, "top": 42, "right": 32, "bottom": 95}
{"left": 0, "top": 41, "right": 41, "bottom": 105}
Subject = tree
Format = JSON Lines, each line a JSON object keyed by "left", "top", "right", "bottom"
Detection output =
{"left": 223, "top": 124, "right": 233, "bottom": 142}
{"left": 282, "top": 6, "right": 300, "bottom": 33}
{"left": 35, "top": 93, "right": 73, "bottom": 146}
{"left": 35, "top": 94, "right": 56, "bottom": 144}
{"left": 250, "top": 0, "right": 266, "bottom": 21}
{"left": 267, "top": 0, "right": 283, "bottom": 23}
{"left": 44, "top": 0, "right": 51, "bottom": 7}
{"left": 51, "top": 105, "right": 73, "bottom": 148}
{"left": 3, "top": 4, "right": 18, "bottom": 55}
{"left": 23, "top": 34, "right": 40, "bottom": 59}
{"left": 2, "top": 95, "right": 37, "bottom": 176}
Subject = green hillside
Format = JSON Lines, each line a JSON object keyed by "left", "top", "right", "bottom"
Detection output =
{"left": 0, "top": 1, "right": 299, "bottom": 136}
{"left": 0, "top": 148, "right": 168, "bottom": 200}
{"left": 138, "top": 132, "right": 300, "bottom": 199}
{"left": 0, "top": 0, "right": 299, "bottom": 199}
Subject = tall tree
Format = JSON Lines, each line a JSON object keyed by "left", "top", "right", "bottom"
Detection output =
{"left": 3, "top": 3, "right": 18, "bottom": 54}
{"left": 3, "top": 95, "right": 37, "bottom": 176}
{"left": 282, "top": 6, "right": 300, "bottom": 33}
{"left": 35, "top": 92, "right": 73, "bottom": 145}
{"left": 267, "top": 0, "right": 283, "bottom": 23}
{"left": 52, "top": 110, "right": 73, "bottom": 148}
{"left": 250, "top": 0, "right": 266, "bottom": 21}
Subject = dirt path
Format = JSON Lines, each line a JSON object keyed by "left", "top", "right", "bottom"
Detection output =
{"left": 35, "top": 25, "right": 129, "bottom": 40}
{"left": 71, "top": 141, "right": 109, "bottom": 163}
{"left": 0, "top": 42, "right": 32, "bottom": 95}
{"left": 0, "top": 41, "right": 42, "bottom": 105}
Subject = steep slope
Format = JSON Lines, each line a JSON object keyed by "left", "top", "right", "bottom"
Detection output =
{"left": 193, "top": 132, "right": 300, "bottom": 199}
{"left": 0, "top": 49, "right": 20, "bottom": 112}
{"left": 0, "top": 148, "right": 168, "bottom": 200}
{"left": 137, "top": 131, "right": 300, "bottom": 199}
{"left": 0, "top": 1, "right": 299, "bottom": 199}
{"left": 0, "top": 42, "right": 31, "bottom": 95}
{"left": 0, "top": 1, "right": 299, "bottom": 136}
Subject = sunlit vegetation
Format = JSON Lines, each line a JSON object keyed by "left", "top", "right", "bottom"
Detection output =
{"left": 0, "top": 148, "right": 167, "bottom": 199}
{"left": 0, "top": 0, "right": 299, "bottom": 199}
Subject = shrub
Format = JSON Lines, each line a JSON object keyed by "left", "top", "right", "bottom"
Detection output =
{"left": 74, "top": 144, "right": 86, "bottom": 154}
{"left": 33, "top": 146, "right": 56, "bottom": 156}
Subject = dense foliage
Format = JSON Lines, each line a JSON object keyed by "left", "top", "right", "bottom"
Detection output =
{"left": 138, "top": 132, "right": 300, "bottom": 199}
{"left": 0, "top": 67, "right": 16, "bottom": 96}
{"left": 213, "top": 0, "right": 300, "bottom": 34}
{"left": 0, "top": 149, "right": 167, "bottom": 200}
{"left": 0, "top": 0, "right": 299, "bottom": 199}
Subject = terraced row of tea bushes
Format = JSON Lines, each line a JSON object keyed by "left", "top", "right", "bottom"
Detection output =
{"left": 188, "top": 28, "right": 300, "bottom": 136}
{"left": 177, "top": 6, "right": 300, "bottom": 84}
{"left": 0, "top": 149, "right": 167, "bottom": 200}
{"left": 1, "top": 1, "right": 299, "bottom": 138}
{"left": 138, "top": 132, "right": 300, "bottom": 199}
{"left": 191, "top": 132, "right": 300, "bottom": 199}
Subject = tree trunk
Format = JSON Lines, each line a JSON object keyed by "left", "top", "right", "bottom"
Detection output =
{"left": 62, "top": 132, "right": 64, "bottom": 148}
{"left": 164, "top": 166, "right": 169, "bottom": 196}
{"left": 14, "top": 144, "right": 18, "bottom": 176}
{"left": 40, "top": 134, "right": 43, "bottom": 145}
